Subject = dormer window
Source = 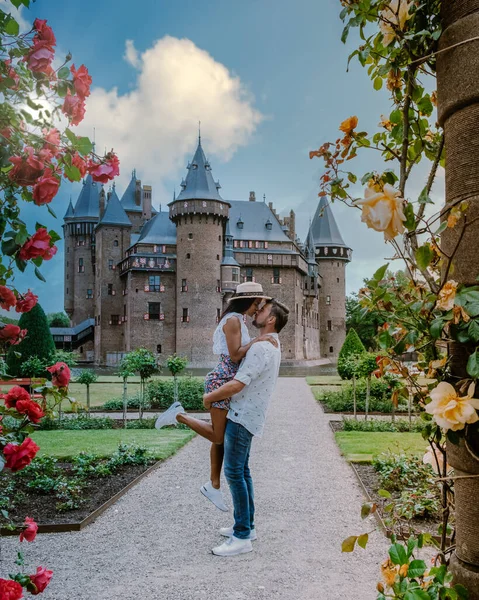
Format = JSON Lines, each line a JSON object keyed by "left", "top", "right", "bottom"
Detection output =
{"left": 265, "top": 219, "right": 273, "bottom": 231}
{"left": 237, "top": 217, "right": 244, "bottom": 230}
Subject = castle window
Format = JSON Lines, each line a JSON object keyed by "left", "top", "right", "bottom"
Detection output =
{"left": 234, "top": 240, "right": 238, "bottom": 248}
{"left": 114, "top": 240, "right": 119, "bottom": 247}
{"left": 337, "top": 262, "right": 340, "bottom": 267}
{"left": 108, "top": 284, "right": 113, "bottom": 295}
{"left": 311, "top": 276, "right": 315, "bottom": 288}
{"left": 66, "top": 288, "right": 69, "bottom": 294}
{"left": 327, "top": 320, "right": 332, "bottom": 331}
{"left": 67, "top": 247, "right": 70, "bottom": 253}
{"left": 162, "top": 245, "right": 166, "bottom": 253}
{"left": 216, "top": 279, "right": 221, "bottom": 292}
{"left": 218, "top": 235, "right": 221, "bottom": 241}
{"left": 156, "top": 344, "right": 162, "bottom": 353}
{"left": 337, "top": 277, "right": 340, "bottom": 283}
{"left": 272, "top": 268, "right": 281, "bottom": 284}
{"left": 86, "top": 289, "right": 93, "bottom": 299}
{"left": 108, "top": 259, "right": 114, "bottom": 270}
{"left": 245, "top": 268, "right": 254, "bottom": 282}
{"left": 329, "top": 346, "right": 334, "bottom": 353}
{"left": 326, "top": 295, "right": 331, "bottom": 305}
{"left": 296, "top": 304, "right": 298, "bottom": 324}
{"left": 181, "top": 279, "right": 188, "bottom": 292}
{"left": 216, "top": 254, "right": 220, "bottom": 260}
{"left": 232, "top": 268, "right": 239, "bottom": 283}
{"left": 188, "top": 233, "right": 193, "bottom": 240}
{"left": 148, "top": 302, "right": 161, "bottom": 320}
{"left": 181, "top": 308, "right": 190, "bottom": 323}
{"left": 149, "top": 275, "right": 161, "bottom": 292}
{"left": 186, "top": 253, "right": 191, "bottom": 259}
{"left": 78, "top": 258, "right": 84, "bottom": 273}
{"left": 216, "top": 308, "right": 221, "bottom": 323}
{"left": 110, "top": 315, "right": 120, "bottom": 325}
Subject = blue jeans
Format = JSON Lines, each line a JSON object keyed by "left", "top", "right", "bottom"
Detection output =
{"left": 224, "top": 419, "right": 255, "bottom": 540}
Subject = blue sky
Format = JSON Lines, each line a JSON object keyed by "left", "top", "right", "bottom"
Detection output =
{"left": 4, "top": 0, "right": 441, "bottom": 314}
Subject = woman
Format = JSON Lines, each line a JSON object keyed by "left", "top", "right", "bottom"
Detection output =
{"left": 155, "top": 282, "right": 276, "bottom": 512}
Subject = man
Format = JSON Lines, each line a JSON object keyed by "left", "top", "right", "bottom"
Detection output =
{"left": 203, "top": 299, "right": 289, "bottom": 557}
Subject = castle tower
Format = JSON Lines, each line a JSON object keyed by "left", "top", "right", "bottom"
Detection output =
{"left": 307, "top": 196, "right": 352, "bottom": 359}
{"left": 94, "top": 186, "right": 132, "bottom": 365}
{"left": 63, "top": 175, "right": 100, "bottom": 326}
{"left": 169, "top": 138, "right": 230, "bottom": 366}
{"left": 120, "top": 170, "right": 154, "bottom": 233}
{"left": 220, "top": 219, "right": 240, "bottom": 298}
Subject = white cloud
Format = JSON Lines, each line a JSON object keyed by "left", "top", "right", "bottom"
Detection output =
{"left": 0, "top": 0, "right": 31, "bottom": 32}
{"left": 77, "top": 36, "right": 263, "bottom": 203}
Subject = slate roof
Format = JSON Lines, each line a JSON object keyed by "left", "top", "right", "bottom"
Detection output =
{"left": 221, "top": 220, "right": 239, "bottom": 266}
{"left": 228, "top": 200, "right": 291, "bottom": 243}
{"left": 99, "top": 188, "right": 132, "bottom": 227}
{"left": 72, "top": 175, "right": 100, "bottom": 220}
{"left": 176, "top": 139, "right": 223, "bottom": 202}
{"left": 63, "top": 199, "right": 75, "bottom": 220}
{"left": 308, "top": 196, "right": 349, "bottom": 248}
{"left": 120, "top": 171, "right": 142, "bottom": 212}
{"left": 50, "top": 318, "right": 95, "bottom": 337}
{"left": 137, "top": 211, "right": 177, "bottom": 245}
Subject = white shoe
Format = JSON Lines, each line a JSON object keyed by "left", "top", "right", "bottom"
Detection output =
{"left": 155, "top": 402, "right": 185, "bottom": 429}
{"left": 200, "top": 481, "right": 229, "bottom": 512}
{"left": 220, "top": 525, "right": 257, "bottom": 541}
{"left": 212, "top": 535, "right": 253, "bottom": 557}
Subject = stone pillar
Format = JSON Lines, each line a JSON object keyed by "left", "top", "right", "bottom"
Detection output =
{"left": 437, "top": 3, "right": 479, "bottom": 596}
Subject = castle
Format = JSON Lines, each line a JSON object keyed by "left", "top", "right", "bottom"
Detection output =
{"left": 59, "top": 138, "right": 352, "bottom": 367}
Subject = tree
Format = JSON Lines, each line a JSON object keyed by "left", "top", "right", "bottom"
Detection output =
{"left": 337, "top": 328, "right": 366, "bottom": 380}
{"left": 75, "top": 370, "right": 97, "bottom": 416}
{"left": 47, "top": 312, "right": 70, "bottom": 327}
{"left": 165, "top": 354, "right": 188, "bottom": 404}
{"left": 120, "top": 349, "right": 158, "bottom": 420}
{"left": 346, "top": 294, "right": 384, "bottom": 350}
{"left": 356, "top": 353, "right": 378, "bottom": 421}
{"left": 6, "top": 304, "right": 55, "bottom": 376}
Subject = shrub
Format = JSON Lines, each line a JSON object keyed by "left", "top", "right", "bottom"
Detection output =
{"left": 126, "top": 418, "right": 156, "bottom": 429}
{"left": 146, "top": 377, "right": 204, "bottom": 410}
{"left": 39, "top": 416, "right": 114, "bottom": 430}
{"left": 101, "top": 395, "right": 145, "bottom": 411}
{"left": 316, "top": 378, "right": 404, "bottom": 413}
{"left": 337, "top": 328, "right": 366, "bottom": 379}
{"left": 373, "top": 452, "right": 435, "bottom": 492}
{"left": 342, "top": 417, "right": 424, "bottom": 433}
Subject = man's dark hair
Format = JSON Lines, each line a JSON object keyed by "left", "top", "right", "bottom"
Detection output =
{"left": 266, "top": 299, "right": 289, "bottom": 333}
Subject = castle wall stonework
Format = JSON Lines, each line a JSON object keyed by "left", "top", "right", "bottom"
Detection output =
{"left": 318, "top": 259, "right": 347, "bottom": 358}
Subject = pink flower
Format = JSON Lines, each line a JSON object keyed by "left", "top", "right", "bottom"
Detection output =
{"left": 62, "top": 90, "right": 86, "bottom": 126}
{"left": 20, "top": 517, "right": 38, "bottom": 543}
{"left": 33, "top": 18, "right": 56, "bottom": 47}
{"left": 9, "top": 147, "right": 44, "bottom": 186}
{"left": 64, "top": 152, "right": 87, "bottom": 181}
{"left": 15, "top": 399, "right": 44, "bottom": 424}
{"left": 18, "top": 228, "right": 57, "bottom": 261}
{"left": 0, "top": 578, "right": 24, "bottom": 600}
{"left": 46, "top": 362, "right": 71, "bottom": 388}
{"left": 15, "top": 290, "right": 38, "bottom": 313}
{"left": 1, "top": 127, "right": 12, "bottom": 139}
{"left": 0, "top": 285, "right": 17, "bottom": 310}
{"left": 0, "top": 325, "right": 27, "bottom": 346}
{"left": 88, "top": 152, "right": 120, "bottom": 184}
{"left": 42, "top": 127, "right": 61, "bottom": 157}
{"left": 29, "top": 567, "right": 53, "bottom": 595}
{"left": 25, "top": 40, "right": 55, "bottom": 74}
{"left": 70, "top": 64, "right": 92, "bottom": 99}
{"left": 4, "top": 386, "right": 30, "bottom": 409}
{"left": 33, "top": 168, "right": 60, "bottom": 205}
{"left": 3, "top": 438, "right": 40, "bottom": 472}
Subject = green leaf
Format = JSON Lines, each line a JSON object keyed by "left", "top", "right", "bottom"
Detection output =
{"left": 58, "top": 66, "right": 70, "bottom": 79}
{"left": 407, "top": 559, "right": 426, "bottom": 579}
{"left": 467, "top": 349, "right": 479, "bottom": 378}
{"left": 48, "top": 230, "right": 61, "bottom": 244}
{"left": 404, "top": 589, "right": 430, "bottom": 600}
{"left": 403, "top": 202, "right": 416, "bottom": 231}
{"left": 63, "top": 163, "right": 81, "bottom": 182}
{"left": 390, "top": 109, "right": 401, "bottom": 124}
{"left": 341, "top": 25, "right": 350, "bottom": 43}
{"left": 341, "top": 535, "right": 357, "bottom": 552}
{"left": 373, "top": 263, "right": 389, "bottom": 282}
{"left": 454, "top": 584, "right": 469, "bottom": 599}
{"left": 447, "top": 429, "right": 461, "bottom": 445}
{"left": 357, "top": 533, "right": 369, "bottom": 549}
{"left": 10, "top": 0, "right": 30, "bottom": 7}
{"left": 1, "top": 238, "right": 18, "bottom": 256}
{"left": 468, "top": 320, "right": 479, "bottom": 343}
{"left": 57, "top": 80, "right": 69, "bottom": 98}
{"left": 378, "top": 489, "right": 392, "bottom": 498}
{"left": 361, "top": 172, "right": 373, "bottom": 185}
{"left": 34, "top": 267, "right": 46, "bottom": 283}
{"left": 415, "top": 244, "right": 434, "bottom": 270}
{"left": 5, "top": 16, "right": 20, "bottom": 36}
{"left": 418, "top": 187, "right": 433, "bottom": 204}
{"left": 373, "top": 77, "right": 383, "bottom": 91}
{"left": 361, "top": 503, "right": 375, "bottom": 519}
{"left": 389, "top": 543, "right": 408, "bottom": 565}
{"left": 75, "top": 136, "right": 93, "bottom": 156}
{"left": 430, "top": 318, "right": 444, "bottom": 339}
{"left": 47, "top": 204, "right": 57, "bottom": 219}
{"left": 435, "top": 221, "right": 448, "bottom": 235}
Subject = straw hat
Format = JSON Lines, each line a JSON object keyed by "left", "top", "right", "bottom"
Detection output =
{"left": 228, "top": 282, "right": 272, "bottom": 301}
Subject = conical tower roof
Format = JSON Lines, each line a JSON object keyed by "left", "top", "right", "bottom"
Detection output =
{"left": 63, "top": 198, "right": 75, "bottom": 220}
{"left": 72, "top": 175, "right": 100, "bottom": 219}
{"left": 221, "top": 219, "right": 239, "bottom": 266}
{"left": 309, "top": 196, "right": 348, "bottom": 248}
{"left": 137, "top": 211, "right": 177, "bottom": 245}
{"left": 99, "top": 187, "right": 132, "bottom": 227}
{"left": 176, "top": 138, "right": 223, "bottom": 202}
{"left": 120, "top": 170, "right": 141, "bottom": 212}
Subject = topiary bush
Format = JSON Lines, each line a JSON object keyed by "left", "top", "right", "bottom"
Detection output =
{"left": 337, "top": 328, "right": 366, "bottom": 379}
{"left": 146, "top": 377, "right": 204, "bottom": 410}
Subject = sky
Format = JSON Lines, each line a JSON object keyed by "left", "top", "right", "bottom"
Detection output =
{"left": 3, "top": 0, "right": 443, "bottom": 314}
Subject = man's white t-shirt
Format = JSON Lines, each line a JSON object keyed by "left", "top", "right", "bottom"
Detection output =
{"left": 227, "top": 333, "right": 281, "bottom": 437}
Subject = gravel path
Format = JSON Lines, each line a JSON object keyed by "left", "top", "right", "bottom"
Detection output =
{"left": 1, "top": 378, "right": 388, "bottom": 600}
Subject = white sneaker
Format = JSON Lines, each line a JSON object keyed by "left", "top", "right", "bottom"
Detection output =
{"left": 155, "top": 402, "right": 185, "bottom": 429}
{"left": 212, "top": 535, "right": 253, "bottom": 557}
{"left": 220, "top": 525, "right": 257, "bottom": 541}
{"left": 200, "top": 481, "right": 229, "bottom": 512}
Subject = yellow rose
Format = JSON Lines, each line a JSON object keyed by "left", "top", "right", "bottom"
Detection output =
{"left": 339, "top": 116, "right": 358, "bottom": 135}
{"left": 426, "top": 382, "right": 479, "bottom": 432}
{"left": 379, "top": 115, "right": 393, "bottom": 131}
{"left": 379, "top": 0, "right": 413, "bottom": 46}
{"left": 355, "top": 182, "right": 406, "bottom": 241}
{"left": 381, "top": 559, "right": 398, "bottom": 587}
{"left": 436, "top": 280, "right": 458, "bottom": 311}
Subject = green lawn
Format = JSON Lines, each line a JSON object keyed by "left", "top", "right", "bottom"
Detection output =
{"left": 31, "top": 429, "right": 196, "bottom": 459}
{"left": 335, "top": 431, "right": 427, "bottom": 463}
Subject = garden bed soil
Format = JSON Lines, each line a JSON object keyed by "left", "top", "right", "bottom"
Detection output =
{"left": 3, "top": 460, "right": 157, "bottom": 528}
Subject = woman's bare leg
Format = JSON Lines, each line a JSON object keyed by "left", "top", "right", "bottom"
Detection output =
{"left": 210, "top": 442, "right": 224, "bottom": 489}
{"left": 176, "top": 407, "right": 227, "bottom": 445}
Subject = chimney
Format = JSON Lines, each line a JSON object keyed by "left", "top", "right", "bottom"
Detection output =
{"left": 249, "top": 191, "right": 256, "bottom": 202}
{"left": 99, "top": 187, "right": 106, "bottom": 219}
{"left": 135, "top": 178, "right": 142, "bottom": 206}
{"left": 143, "top": 185, "right": 152, "bottom": 221}
{"left": 289, "top": 209, "right": 296, "bottom": 241}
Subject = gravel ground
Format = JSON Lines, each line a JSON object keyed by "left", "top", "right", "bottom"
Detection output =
{"left": 1, "top": 378, "right": 389, "bottom": 600}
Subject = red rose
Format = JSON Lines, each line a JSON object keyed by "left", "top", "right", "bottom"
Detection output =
{"left": 15, "top": 290, "right": 38, "bottom": 313}
{"left": 15, "top": 399, "right": 44, "bottom": 424}
{"left": 4, "top": 386, "right": 30, "bottom": 409}
{"left": 29, "top": 567, "right": 53, "bottom": 596}
{"left": 20, "top": 517, "right": 38, "bottom": 543}
{"left": 0, "top": 325, "right": 27, "bottom": 346}
{"left": 3, "top": 438, "right": 40, "bottom": 472}
{"left": 46, "top": 362, "right": 71, "bottom": 388}
{"left": 33, "top": 18, "right": 56, "bottom": 47}
{"left": 18, "top": 228, "right": 56, "bottom": 261}
{"left": 1, "top": 127, "right": 12, "bottom": 139}
{"left": 70, "top": 64, "right": 92, "bottom": 99}
{"left": 0, "top": 285, "right": 17, "bottom": 310}
{"left": 9, "top": 147, "right": 44, "bottom": 186}
{"left": 33, "top": 168, "right": 60, "bottom": 205}
{"left": 88, "top": 153, "right": 120, "bottom": 184}
{"left": 64, "top": 152, "right": 87, "bottom": 181}
{"left": 0, "top": 578, "right": 24, "bottom": 600}
{"left": 42, "top": 127, "right": 61, "bottom": 157}
{"left": 62, "top": 91, "right": 86, "bottom": 126}
{"left": 25, "top": 40, "right": 55, "bottom": 74}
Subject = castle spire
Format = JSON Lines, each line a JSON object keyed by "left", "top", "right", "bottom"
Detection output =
{"left": 175, "top": 137, "right": 224, "bottom": 202}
